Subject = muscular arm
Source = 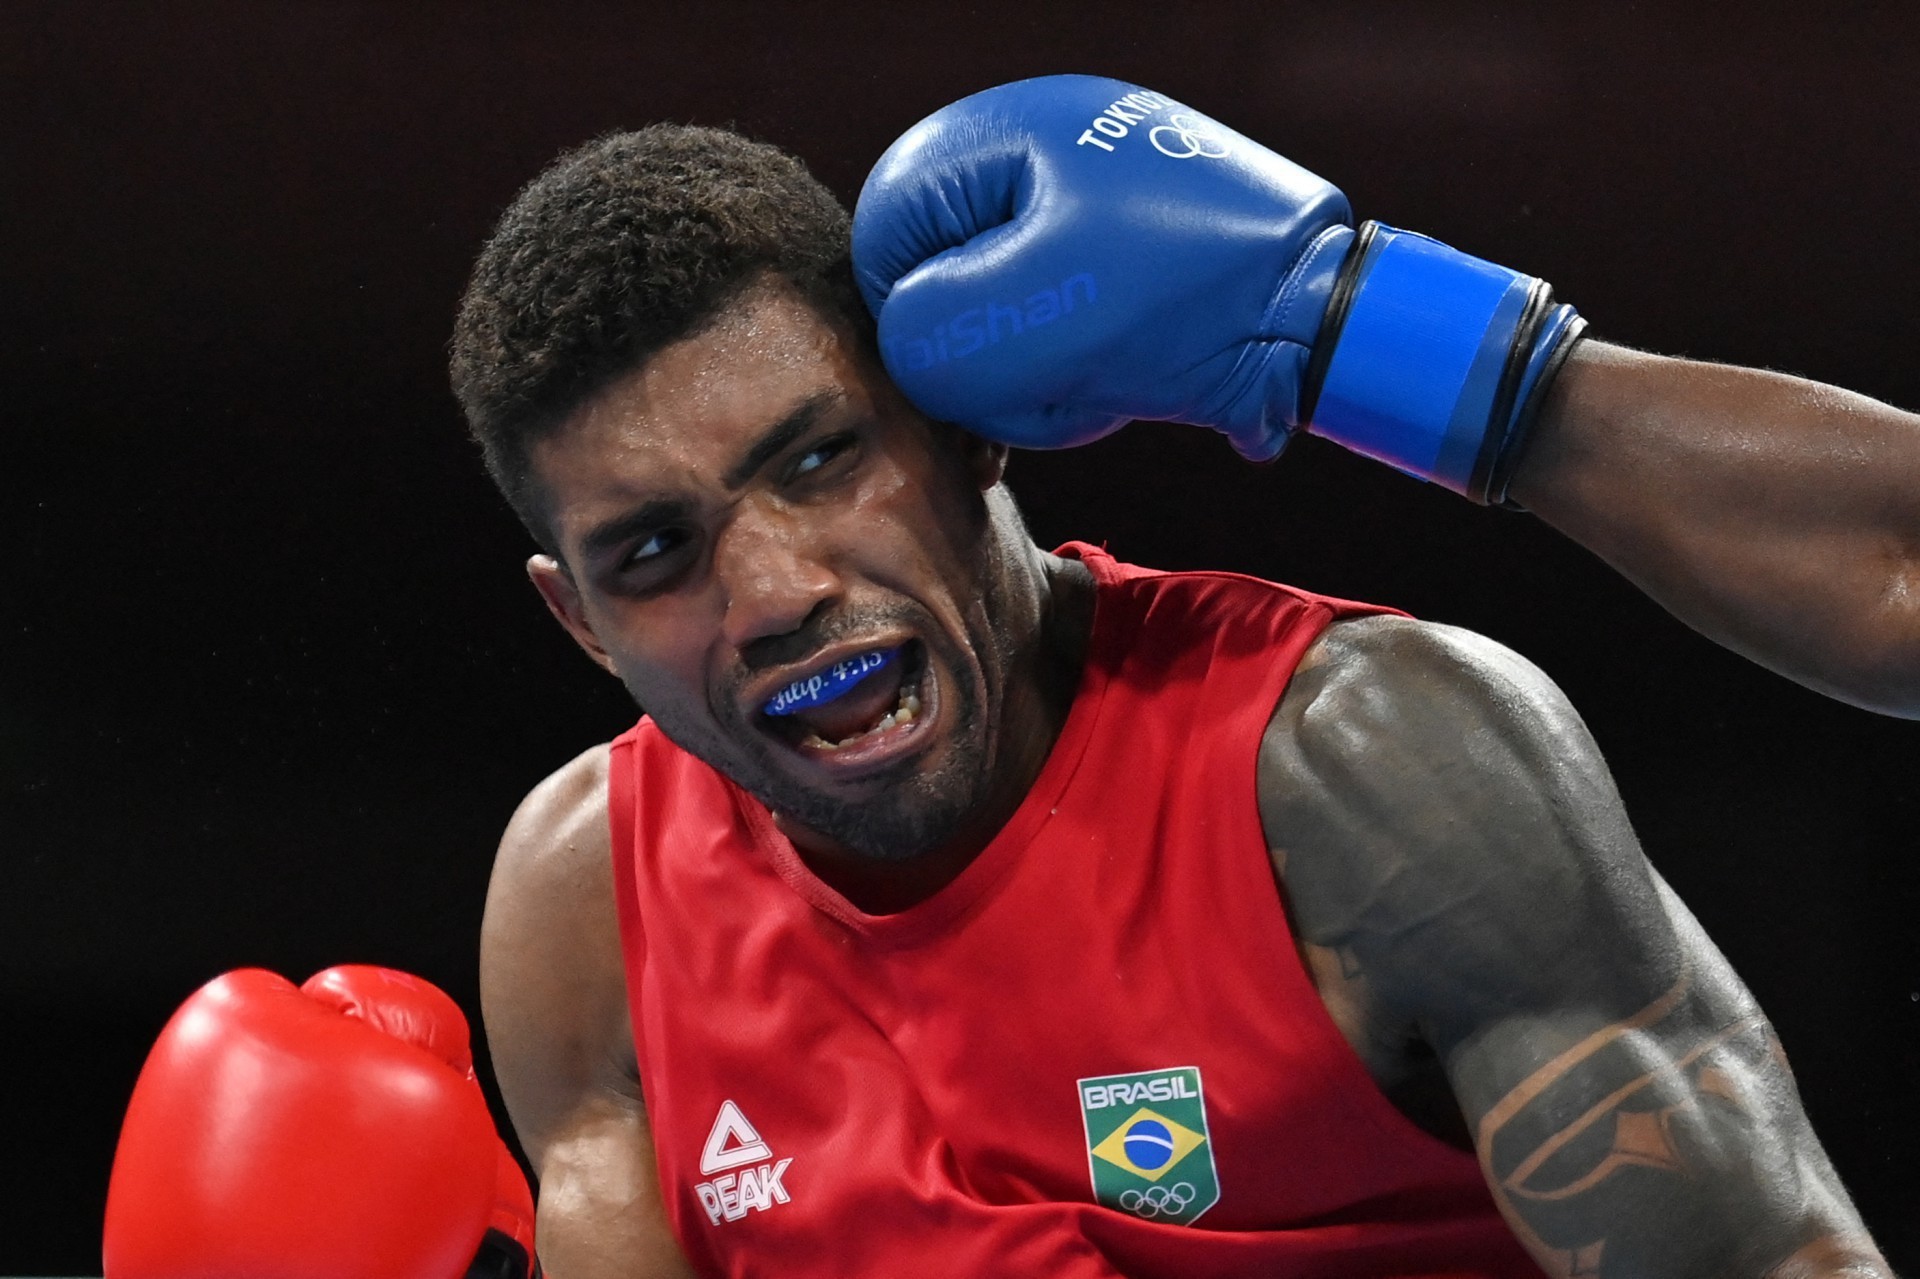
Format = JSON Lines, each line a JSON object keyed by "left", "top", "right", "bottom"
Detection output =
{"left": 1258, "top": 616, "right": 1891, "bottom": 1278}
{"left": 1510, "top": 340, "right": 1920, "bottom": 717}
{"left": 480, "top": 747, "right": 696, "bottom": 1279}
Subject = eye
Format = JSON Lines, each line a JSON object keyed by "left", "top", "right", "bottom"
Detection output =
{"left": 620, "top": 526, "right": 688, "bottom": 571}
{"left": 786, "top": 432, "right": 858, "bottom": 483}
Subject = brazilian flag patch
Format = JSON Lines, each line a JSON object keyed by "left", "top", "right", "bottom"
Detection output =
{"left": 1077, "top": 1066, "right": 1220, "bottom": 1225}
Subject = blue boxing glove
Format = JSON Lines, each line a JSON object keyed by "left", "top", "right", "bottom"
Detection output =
{"left": 853, "top": 74, "right": 1585, "bottom": 504}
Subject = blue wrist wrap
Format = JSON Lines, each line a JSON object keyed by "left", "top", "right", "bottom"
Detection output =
{"left": 1304, "top": 223, "right": 1583, "bottom": 503}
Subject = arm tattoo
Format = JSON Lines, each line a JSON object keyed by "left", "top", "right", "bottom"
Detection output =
{"left": 1473, "top": 968, "right": 1881, "bottom": 1279}
{"left": 1481, "top": 971, "right": 1756, "bottom": 1206}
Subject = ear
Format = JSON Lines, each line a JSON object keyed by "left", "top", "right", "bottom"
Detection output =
{"left": 527, "top": 555, "right": 618, "bottom": 675}
{"left": 959, "top": 429, "right": 1009, "bottom": 492}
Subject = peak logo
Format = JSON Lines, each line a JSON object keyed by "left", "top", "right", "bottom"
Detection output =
{"left": 694, "top": 1100, "right": 793, "bottom": 1226}
{"left": 1077, "top": 1066, "right": 1220, "bottom": 1225}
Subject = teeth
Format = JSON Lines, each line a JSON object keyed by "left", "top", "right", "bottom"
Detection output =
{"left": 799, "top": 690, "right": 923, "bottom": 751}
{"left": 886, "top": 689, "right": 923, "bottom": 729}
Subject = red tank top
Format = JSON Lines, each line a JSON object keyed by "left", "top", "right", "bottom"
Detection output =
{"left": 609, "top": 544, "right": 1540, "bottom": 1277}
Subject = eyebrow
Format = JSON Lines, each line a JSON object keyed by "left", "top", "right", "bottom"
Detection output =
{"left": 573, "top": 389, "right": 849, "bottom": 564}
{"left": 720, "top": 388, "right": 846, "bottom": 491}
{"left": 578, "top": 497, "right": 693, "bottom": 564}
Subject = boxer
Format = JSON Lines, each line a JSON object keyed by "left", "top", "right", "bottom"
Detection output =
{"left": 447, "top": 102, "right": 1891, "bottom": 1277}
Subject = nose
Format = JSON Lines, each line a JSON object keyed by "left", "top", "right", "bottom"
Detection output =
{"left": 712, "top": 499, "right": 844, "bottom": 650}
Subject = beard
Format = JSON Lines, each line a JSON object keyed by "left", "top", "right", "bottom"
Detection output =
{"left": 629, "top": 594, "right": 1006, "bottom": 863}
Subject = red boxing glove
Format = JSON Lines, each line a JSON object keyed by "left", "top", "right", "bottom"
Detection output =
{"left": 470, "top": 1140, "right": 541, "bottom": 1279}
{"left": 104, "top": 965, "right": 521, "bottom": 1279}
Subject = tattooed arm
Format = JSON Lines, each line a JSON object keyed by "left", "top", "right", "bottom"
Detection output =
{"left": 1257, "top": 616, "right": 1891, "bottom": 1279}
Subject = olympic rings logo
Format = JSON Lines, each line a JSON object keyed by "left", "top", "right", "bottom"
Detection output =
{"left": 1148, "top": 114, "right": 1230, "bottom": 160}
{"left": 1117, "top": 1181, "right": 1198, "bottom": 1218}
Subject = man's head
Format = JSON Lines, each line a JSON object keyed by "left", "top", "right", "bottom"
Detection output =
{"left": 452, "top": 127, "right": 1060, "bottom": 866}
{"left": 451, "top": 125, "right": 868, "bottom": 551}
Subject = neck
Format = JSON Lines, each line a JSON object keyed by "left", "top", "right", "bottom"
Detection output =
{"left": 776, "top": 535, "right": 1097, "bottom": 913}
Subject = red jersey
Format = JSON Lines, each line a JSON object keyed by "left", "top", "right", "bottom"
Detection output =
{"left": 609, "top": 544, "right": 1540, "bottom": 1277}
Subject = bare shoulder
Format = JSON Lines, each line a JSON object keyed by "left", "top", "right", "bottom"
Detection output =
{"left": 487, "top": 742, "right": 615, "bottom": 927}
{"left": 1256, "top": 613, "right": 1651, "bottom": 1041}
{"left": 480, "top": 744, "right": 638, "bottom": 1162}
{"left": 483, "top": 743, "right": 616, "bottom": 992}
{"left": 1259, "top": 613, "right": 1615, "bottom": 857}
{"left": 1271, "top": 612, "right": 1590, "bottom": 762}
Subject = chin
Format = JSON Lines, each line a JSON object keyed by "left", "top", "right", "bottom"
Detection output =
{"left": 760, "top": 725, "right": 994, "bottom": 863}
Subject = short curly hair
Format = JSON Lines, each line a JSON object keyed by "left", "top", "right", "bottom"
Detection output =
{"left": 450, "top": 125, "right": 867, "bottom": 549}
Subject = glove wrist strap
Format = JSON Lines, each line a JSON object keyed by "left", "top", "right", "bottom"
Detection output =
{"left": 1302, "top": 221, "right": 1584, "bottom": 503}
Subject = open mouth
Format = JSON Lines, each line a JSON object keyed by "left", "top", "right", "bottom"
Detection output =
{"left": 759, "top": 640, "right": 929, "bottom": 756}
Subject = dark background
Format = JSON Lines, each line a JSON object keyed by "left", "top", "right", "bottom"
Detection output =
{"left": 6, "top": 0, "right": 1917, "bottom": 1270}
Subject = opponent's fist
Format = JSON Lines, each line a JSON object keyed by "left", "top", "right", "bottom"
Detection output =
{"left": 854, "top": 74, "right": 1583, "bottom": 502}
{"left": 104, "top": 966, "right": 525, "bottom": 1279}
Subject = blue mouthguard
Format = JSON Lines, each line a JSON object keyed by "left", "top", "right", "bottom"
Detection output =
{"left": 763, "top": 646, "right": 899, "bottom": 716}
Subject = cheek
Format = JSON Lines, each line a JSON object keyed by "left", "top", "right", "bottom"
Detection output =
{"left": 593, "top": 605, "right": 722, "bottom": 717}
{"left": 850, "top": 446, "right": 990, "bottom": 578}
{"left": 856, "top": 464, "right": 1006, "bottom": 694}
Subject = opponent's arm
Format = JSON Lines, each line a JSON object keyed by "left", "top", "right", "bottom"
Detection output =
{"left": 1258, "top": 616, "right": 1891, "bottom": 1278}
{"left": 480, "top": 747, "right": 697, "bottom": 1279}
{"left": 1513, "top": 341, "right": 1920, "bottom": 717}
{"left": 853, "top": 75, "right": 1920, "bottom": 718}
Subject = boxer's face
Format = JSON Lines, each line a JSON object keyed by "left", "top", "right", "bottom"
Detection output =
{"left": 526, "top": 282, "right": 1019, "bottom": 861}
